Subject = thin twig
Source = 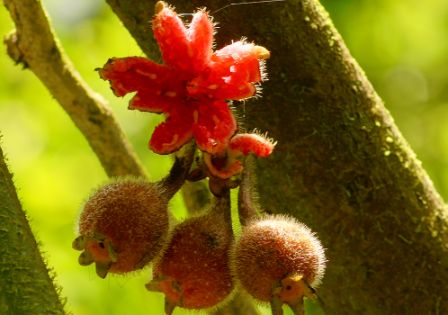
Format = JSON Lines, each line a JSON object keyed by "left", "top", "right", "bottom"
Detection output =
{"left": 3, "top": 0, "right": 146, "bottom": 178}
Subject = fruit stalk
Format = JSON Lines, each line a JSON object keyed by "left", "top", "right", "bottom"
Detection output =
{"left": 237, "top": 158, "right": 261, "bottom": 225}
{"left": 158, "top": 142, "right": 196, "bottom": 200}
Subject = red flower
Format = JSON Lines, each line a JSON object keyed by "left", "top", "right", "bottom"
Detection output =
{"left": 204, "top": 132, "right": 276, "bottom": 179}
{"left": 99, "top": 1, "right": 270, "bottom": 154}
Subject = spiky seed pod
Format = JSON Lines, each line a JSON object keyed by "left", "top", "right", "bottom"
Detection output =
{"left": 233, "top": 215, "right": 326, "bottom": 315}
{"left": 146, "top": 190, "right": 234, "bottom": 314}
{"left": 73, "top": 178, "right": 170, "bottom": 278}
{"left": 73, "top": 144, "right": 195, "bottom": 278}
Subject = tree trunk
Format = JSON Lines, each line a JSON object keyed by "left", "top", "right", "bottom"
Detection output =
{"left": 106, "top": 0, "right": 448, "bottom": 314}
{"left": 218, "top": 1, "right": 448, "bottom": 314}
{"left": 0, "top": 143, "right": 66, "bottom": 315}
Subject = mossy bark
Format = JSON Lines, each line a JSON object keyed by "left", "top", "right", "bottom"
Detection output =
{"left": 215, "top": 1, "right": 448, "bottom": 314}
{"left": 0, "top": 144, "right": 66, "bottom": 315}
{"left": 106, "top": 0, "right": 448, "bottom": 314}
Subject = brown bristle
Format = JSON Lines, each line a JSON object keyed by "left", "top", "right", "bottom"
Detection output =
{"left": 233, "top": 214, "right": 326, "bottom": 302}
{"left": 77, "top": 178, "right": 169, "bottom": 274}
{"left": 148, "top": 193, "right": 234, "bottom": 310}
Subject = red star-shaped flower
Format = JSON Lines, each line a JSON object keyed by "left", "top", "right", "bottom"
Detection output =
{"left": 99, "top": 1, "right": 270, "bottom": 155}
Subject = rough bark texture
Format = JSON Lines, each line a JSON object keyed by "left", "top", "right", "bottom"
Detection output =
{"left": 217, "top": 1, "right": 448, "bottom": 315}
{"left": 0, "top": 143, "right": 66, "bottom": 315}
{"left": 105, "top": 0, "right": 448, "bottom": 314}
{"left": 105, "top": 0, "right": 160, "bottom": 60}
{"left": 3, "top": 0, "right": 146, "bottom": 178}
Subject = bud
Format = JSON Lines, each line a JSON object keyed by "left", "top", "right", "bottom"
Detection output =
{"left": 146, "top": 191, "right": 234, "bottom": 314}
{"left": 233, "top": 215, "right": 326, "bottom": 315}
{"left": 204, "top": 132, "right": 276, "bottom": 179}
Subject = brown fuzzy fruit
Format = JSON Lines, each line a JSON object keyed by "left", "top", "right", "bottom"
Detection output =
{"left": 233, "top": 215, "right": 326, "bottom": 315}
{"left": 73, "top": 178, "right": 169, "bottom": 278}
{"left": 73, "top": 144, "right": 194, "bottom": 278}
{"left": 146, "top": 191, "right": 234, "bottom": 314}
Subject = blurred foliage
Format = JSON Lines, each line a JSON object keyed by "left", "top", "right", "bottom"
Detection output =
{"left": 321, "top": 0, "right": 448, "bottom": 198}
{"left": 0, "top": 0, "right": 447, "bottom": 314}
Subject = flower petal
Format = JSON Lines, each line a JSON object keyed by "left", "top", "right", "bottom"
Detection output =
{"left": 212, "top": 41, "right": 267, "bottom": 83}
{"left": 187, "top": 42, "right": 268, "bottom": 100}
{"left": 188, "top": 10, "right": 214, "bottom": 73}
{"left": 99, "top": 57, "right": 189, "bottom": 113}
{"left": 152, "top": 4, "right": 191, "bottom": 72}
{"left": 99, "top": 57, "right": 167, "bottom": 96}
{"left": 187, "top": 74, "right": 257, "bottom": 101}
{"left": 229, "top": 133, "right": 276, "bottom": 157}
{"left": 214, "top": 41, "right": 270, "bottom": 63}
{"left": 129, "top": 91, "right": 172, "bottom": 113}
{"left": 149, "top": 105, "right": 194, "bottom": 154}
{"left": 193, "top": 101, "right": 237, "bottom": 154}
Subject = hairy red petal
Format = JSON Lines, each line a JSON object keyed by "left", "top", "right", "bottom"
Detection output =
{"left": 129, "top": 91, "right": 173, "bottom": 113}
{"left": 153, "top": 6, "right": 191, "bottom": 72}
{"left": 193, "top": 101, "right": 236, "bottom": 154}
{"left": 212, "top": 41, "right": 263, "bottom": 82}
{"left": 228, "top": 58, "right": 262, "bottom": 83}
{"left": 187, "top": 74, "right": 256, "bottom": 101}
{"left": 99, "top": 57, "right": 168, "bottom": 96}
{"left": 188, "top": 10, "right": 214, "bottom": 73}
{"left": 149, "top": 105, "right": 194, "bottom": 154}
{"left": 214, "top": 41, "right": 268, "bottom": 62}
{"left": 100, "top": 57, "right": 189, "bottom": 113}
{"left": 187, "top": 42, "right": 264, "bottom": 100}
{"left": 215, "top": 81, "right": 257, "bottom": 100}
{"left": 229, "top": 133, "right": 275, "bottom": 157}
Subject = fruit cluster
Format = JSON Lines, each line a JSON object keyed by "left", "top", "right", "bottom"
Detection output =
{"left": 72, "top": 2, "right": 327, "bottom": 315}
{"left": 73, "top": 154, "right": 326, "bottom": 315}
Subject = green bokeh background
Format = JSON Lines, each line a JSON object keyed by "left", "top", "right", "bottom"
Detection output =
{"left": 0, "top": 0, "right": 447, "bottom": 314}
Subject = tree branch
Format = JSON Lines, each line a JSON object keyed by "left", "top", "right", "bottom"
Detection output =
{"left": 3, "top": 0, "right": 146, "bottom": 178}
{"left": 105, "top": 0, "right": 448, "bottom": 313}
{"left": 0, "top": 141, "right": 66, "bottom": 315}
